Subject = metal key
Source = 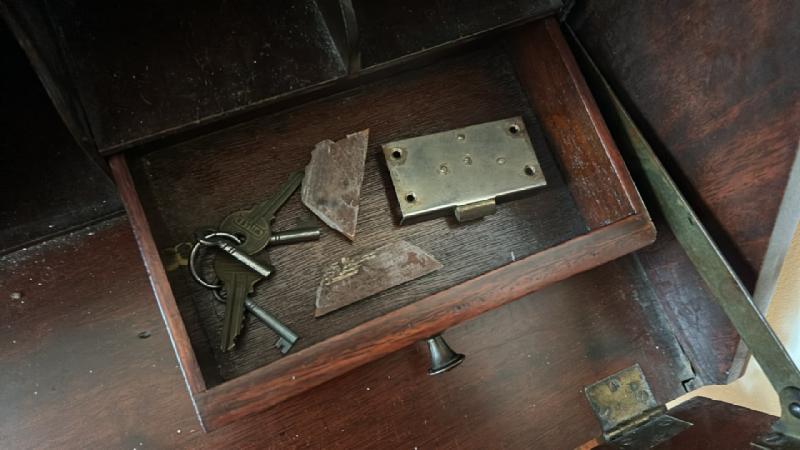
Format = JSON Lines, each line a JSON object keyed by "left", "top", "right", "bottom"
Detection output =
{"left": 201, "top": 232, "right": 273, "bottom": 278}
{"left": 213, "top": 291, "right": 299, "bottom": 354}
{"left": 214, "top": 253, "right": 267, "bottom": 351}
{"left": 268, "top": 226, "right": 321, "bottom": 246}
{"left": 219, "top": 171, "right": 304, "bottom": 254}
{"left": 176, "top": 226, "right": 321, "bottom": 273}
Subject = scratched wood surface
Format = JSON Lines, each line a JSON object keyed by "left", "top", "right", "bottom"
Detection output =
{"left": 129, "top": 42, "right": 587, "bottom": 384}
{"left": 569, "top": 0, "right": 800, "bottom": 290}
{"left": 0, "top": 217, "right": 691, "bottom": 449}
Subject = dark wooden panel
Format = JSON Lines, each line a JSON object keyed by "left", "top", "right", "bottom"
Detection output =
{"left": 0, "top": 20, "right": 122, "bottom": 253}
{"left": 128, "top": 42, "right": 588, "bottom": 384}
{"left": 0, "top": 0, "right": 94, "bottom": 150}
{"left": 564, "top": 27, "right": 742, "bottom": 385}
{"left": 635, "top": 215, "right": 741, "bottom": 386}
{"left": 3, "top": 0, "right": 564, "bottom": 154}
{"left": 0, "top": 216, "right": 688, "bottom": 448}
{"left": 32, "top": 0, "right": 348, "bottom": 152}
{"left": 354, "top": 0, "right": 561, "bottom": 68}
{"left": 0, "top": 217, "right": 199, "bottom": 449}
{"left": 569, "top": 0, "right": 800, "bottom": 289}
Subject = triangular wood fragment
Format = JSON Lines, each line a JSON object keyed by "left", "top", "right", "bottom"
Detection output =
{"left": 301, "top": 129, "right": 369, "bottom": 240}
{"left": 315, "top": 240, "right": 442, "bottom": 317}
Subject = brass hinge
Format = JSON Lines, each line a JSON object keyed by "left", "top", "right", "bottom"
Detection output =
{"left": 585, "top": 364, "right": 692, "bottom": 448}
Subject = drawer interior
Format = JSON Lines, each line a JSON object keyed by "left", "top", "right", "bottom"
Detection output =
{"left": 127, "top": 41, "right": 588, "bottom": 387}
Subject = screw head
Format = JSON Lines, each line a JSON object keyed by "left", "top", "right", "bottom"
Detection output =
{"left": 789, "top": 402, "right": 800, "bottom": 419}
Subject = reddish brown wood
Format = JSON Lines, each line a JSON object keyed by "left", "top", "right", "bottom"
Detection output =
{"left": 564, "top": 29, "right": 742, "bottom": 386}
{"left": 128, "top": 38, "right": 592, "bottom": 382}
{"left": 0, "top": 218, "right": 199, "bottom": 448}
{"left": 589, "top": 397, "right": 777, "bottom": 449}
{"left": 665, "top": 397, "right": 776, "bottom": 449}
{"left": 635, "top": 227, "right": 741, "bottom": 385}
{"left": 108, "top": 154, "right": 206, "bottom": 396}
{"left": 569, "top": 0, "right": 800, "bottom": 288}
{"left": 512, "top": 19, "right": 638, "bottom": 228}
{"left": 197, "top": 213, "right": 655, "bottom": 429}
{"left": 0, "top": 217, "right": 685, "bottom": 448}
{"left": 109, "top": 17, "right": 657, "bottom": 428}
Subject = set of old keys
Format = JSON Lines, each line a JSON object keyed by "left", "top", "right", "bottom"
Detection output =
{"left": 189, "top": 171, "right": 319, "bottom": 354}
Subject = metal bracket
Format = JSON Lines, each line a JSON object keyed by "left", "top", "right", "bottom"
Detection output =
{"left": 585, "top": 364, "right": 692, "bottom": 447}
{"left": 382, "top": 117, "right": 546, "bottom": 223}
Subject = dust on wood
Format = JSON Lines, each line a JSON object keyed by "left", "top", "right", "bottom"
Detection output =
{"left": 315, "top": 240, "right": 442, "bottom": 317}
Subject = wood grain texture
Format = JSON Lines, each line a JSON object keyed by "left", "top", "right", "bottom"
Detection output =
{"left": 109, "top": 155, "right": 206, "bottom": 396}
{"left": 0, "top": 217, "right": 686, "bottom": 448}
{"left": 634, "top": 226, "right": 741, "bottom": 386}
{"left": 665, "top": 397, "right": 776, "bottom": 449}
{"left": 0, "top": 217, "right": 200, "bottom": 449}
{"left": 564, "top": 28, "right": 742, "bottom": 385}
{"left": 117, "top": 21, "right": 656, "bottom": 427}
{"left": 128, "top": 41, "right": 589, "bottom": 384}
{"left": 569, "top": 0, "right": 800, "bottom": 289}
{"left": 512, "top": 19, "right": 637, "bottom": 228}
{"left": 198, "top": 214, "right": 656, "bottom": 430}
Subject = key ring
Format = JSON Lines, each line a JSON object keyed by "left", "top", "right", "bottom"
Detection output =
{"left": 189, "top": 231, "right": 243, "bottom": 289}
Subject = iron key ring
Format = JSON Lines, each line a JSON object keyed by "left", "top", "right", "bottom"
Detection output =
{"left": 189, "top": 231, "right": 243, "bottom": 289}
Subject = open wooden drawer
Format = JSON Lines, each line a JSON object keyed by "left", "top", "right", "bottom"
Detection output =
{"left": 107, "top": 19, "right": 654, "bottom": 430}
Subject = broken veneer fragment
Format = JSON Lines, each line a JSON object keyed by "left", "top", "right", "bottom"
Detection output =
{"left": 301, "top": 129, "right": 370, "bottom": 240}
{"left": 315, "top": 240, "right": 442, "bottom": 317}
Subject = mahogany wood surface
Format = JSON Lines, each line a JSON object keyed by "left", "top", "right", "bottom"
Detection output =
{"left": 114, "top": 18, "right": 656, "bottom": 427}
{"left": 569, "top": 0, "right": 800, "bottom": 289}
{"left": 126, "top": 38, "right": 588, "bottom": 385}
{"left": 634, "top": 216, "right": 740, "bottom": 387}
{"left": 0, "top": 216, "right": 686, "bottom": 449}
{"left": 588, "top": 397, "right": 777, "bottom": 449}
{"left": 198, "top": 214, "right": 656, "bottom": 430}
{"left": 512, "top": 19, "right": 636, "bottom": 228}
{"left": 565, "top": 31, "right": 742, "bottom": 385}
{"left": 2, "top": 4, "right": 794, "bottom": 447}
{"left": 664, "top": 397, "right": 777, "bottom": 449}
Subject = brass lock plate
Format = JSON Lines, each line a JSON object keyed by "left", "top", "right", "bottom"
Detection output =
{"left": 382, "top": 117, "right": 547, "bottom": 223}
